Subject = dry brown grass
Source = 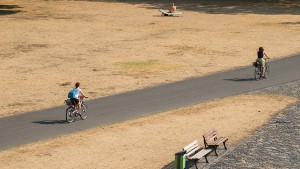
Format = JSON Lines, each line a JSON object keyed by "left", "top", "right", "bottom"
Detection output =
{"left": 1, "top": 0, "right": 300, "bottom": 117}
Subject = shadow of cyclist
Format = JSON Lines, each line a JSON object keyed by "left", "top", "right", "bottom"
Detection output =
{"left": 32, "top": 120, "right": 67, "bottom": 125}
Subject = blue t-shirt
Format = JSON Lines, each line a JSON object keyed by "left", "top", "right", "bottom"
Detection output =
{"left": 71, "top": 88, "right": 81, "bottom": 99}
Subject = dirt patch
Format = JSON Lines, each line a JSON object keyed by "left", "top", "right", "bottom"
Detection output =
{"left": 59, "top": 82, "right": 72, "bottom": 86}
{"left": 0, "top": 94, "right": 297, "bottom": 169}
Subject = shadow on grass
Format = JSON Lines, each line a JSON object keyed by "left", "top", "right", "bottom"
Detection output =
{"left": 76, "top": 0, "right": 300, "bottom": 15}
{"left": 0, "top": 4, "right": 22, "bottom": 15}
{"left": 281, "top": 21, "right": 300, "bottom": 25}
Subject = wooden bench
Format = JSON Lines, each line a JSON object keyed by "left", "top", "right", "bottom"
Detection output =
{"left": 183, "top": 140, "right": 213, "bottom": 169}
{"left": 203, "top": 129, "right": 228, "bottom": 156}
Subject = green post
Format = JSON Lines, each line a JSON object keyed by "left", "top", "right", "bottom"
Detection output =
{"left": 175, "top": 151, "right": 186, "bottom": 169}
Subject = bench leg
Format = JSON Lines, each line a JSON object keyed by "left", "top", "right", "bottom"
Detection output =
{"left": 194, "top": 160, "right": 199, "bottom": 169}
{"left": 223, "top": 141, "right": 228, "bottom": 150}
{"left": 214, "top": 147, "right": 218, "bottom": 156}
{"left": 204, "top": 155, "right": 209, "bottom": 163}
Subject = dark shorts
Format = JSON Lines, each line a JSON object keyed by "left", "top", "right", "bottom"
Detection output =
{"left": 70, "top": 98, "right": 79, "bottom": 105}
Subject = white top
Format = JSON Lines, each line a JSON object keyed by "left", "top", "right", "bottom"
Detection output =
{"left": 72, "top": 87, "right": 81, "bottom": 99}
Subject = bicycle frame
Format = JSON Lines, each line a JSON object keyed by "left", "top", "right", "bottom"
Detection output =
{"left": 65, "top": 96, "right": 88, "bottom": 123}
{"left": 254, "top": 60, "right": 270, "bottom": 80}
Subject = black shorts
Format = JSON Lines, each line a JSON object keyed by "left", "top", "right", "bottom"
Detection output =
{"left": 70, "top": 98, "right": 79, "bottom": 105}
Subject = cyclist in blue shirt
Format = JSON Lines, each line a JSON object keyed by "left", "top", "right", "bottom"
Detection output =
{"left": 69, "top": 82, "right": 87, "bottom": 112}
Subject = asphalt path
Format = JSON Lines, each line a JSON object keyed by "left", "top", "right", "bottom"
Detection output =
{"left": 0, "top": 55, "right": 300, "bottom": 151}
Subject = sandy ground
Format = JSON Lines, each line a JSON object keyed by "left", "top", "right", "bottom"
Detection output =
{"left": 0, "top": 94, "right": 297, "bottom": 169}
{"left": 0, "top": 0, "right": 300, "bottom": 117}
{"left": 0, "top": 1, "right": 299, "bottom": 167}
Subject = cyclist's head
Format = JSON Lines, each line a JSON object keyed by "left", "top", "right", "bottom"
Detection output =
{"left": 75, "top": 82, "right": 80, "bottom": 88}
{"left": 259, "top": 47, "right": 264, "bottom": 52}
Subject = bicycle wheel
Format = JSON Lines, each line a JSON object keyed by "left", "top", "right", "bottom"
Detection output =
{"left": 264, "top": 64, "right": 270, "bottom": 79}
{"left": 254, "top": 68, "right": 261, "bottom": 81}
{"left": 80, "top": 102, "right": 88, "bottom": 120}
{"left": 66, "top": 107, "right": 76, "bottom": 123}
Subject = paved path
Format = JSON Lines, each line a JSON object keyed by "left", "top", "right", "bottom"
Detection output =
{"left": 207, "top": 80, "right": 300, "bottom": 168}
{"left": 1, "top": 55, "right": 300, "bottom": 151}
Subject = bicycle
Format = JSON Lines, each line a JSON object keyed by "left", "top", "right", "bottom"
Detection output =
{"left": 253, "top": 59, "right": 270, "bottom": 81}
{"left": 65, "top": 96, "right": 88, "bottom": 123}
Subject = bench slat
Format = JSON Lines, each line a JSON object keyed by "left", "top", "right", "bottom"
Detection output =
{"left": 183, "top": 140, "right": 203, "bottom": 157}
{"left": 203, "top": 129, "right": 216, "bottom": 137}
{"left": 189, "top": 149, "right": 212, "bottom": 160}
{"left": 203, "top": 129, "right": 217, "bottom": 141}
{"left": 186, "top": 146, "right": 201, "bottom": 157}
{"left": 207, "top": 137, "right": 228, "bottom": 146}
{"left": 185, "top": 144, "right": 198, "bottom": 153}
{"left": 183, "top": 140, "right": 199, "bottom": 155}
{"left": 183, "top": 140, "right": 197, "bottom": 151}
{"left": 206, "top": 135, "right": 217, "bottom": 142}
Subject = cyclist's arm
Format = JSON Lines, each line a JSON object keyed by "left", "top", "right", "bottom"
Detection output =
{"left": 264, "top": 53, "right": 270, "bottom": 59}
{"left": 79, "top": 89, "right": 88, "bottom": 98}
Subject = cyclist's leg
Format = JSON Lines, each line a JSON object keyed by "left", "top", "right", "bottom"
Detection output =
{"left": 70, "top": 98, "right": 79, "bottom": 111}
{"left": 78, "top": 96, "right": 84, "bottom": 111}
{"left": 78, "top": 99, "right": 82, "bottom": 111}
{"left": 70, "top": 99, "right": 76, "bottom": 108}
{"left": 261, "top": 59, "right": 266, "bottom": 77}
{"left": 69, "top": 99, "right": 77, "bottom": 115}
{"left": 74, "top": 98, "right": 80, "bottom": 111}
{"left": 256, "top": 58, "right": 264, "bottom": 76}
